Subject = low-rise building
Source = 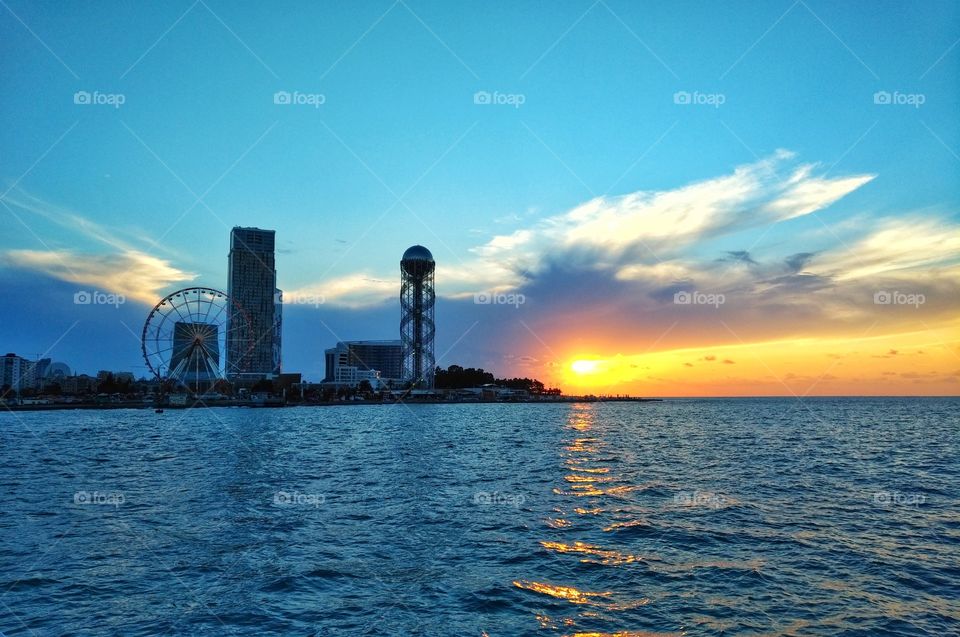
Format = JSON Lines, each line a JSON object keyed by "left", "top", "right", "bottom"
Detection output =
{"left": 62, "top": 375, "right": 96, "bottom": 395}
{"left": 324, "top": 340, "right": 402, "bottom": 388}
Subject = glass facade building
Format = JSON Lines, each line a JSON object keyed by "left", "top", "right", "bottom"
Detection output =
{"left": 324, "top": 340, "right": 403, "bottom": 386}
{"left": 226, "top": 227, "right": 281, "bottom": 378}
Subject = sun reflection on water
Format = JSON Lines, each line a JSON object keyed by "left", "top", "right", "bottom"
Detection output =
{"left": 514, "top": 404, "right": 675, "bottom": 633}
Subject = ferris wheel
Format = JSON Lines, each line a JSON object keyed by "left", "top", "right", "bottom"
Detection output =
{"left": 141, "top": 287, "right": 254, "bottom": 392}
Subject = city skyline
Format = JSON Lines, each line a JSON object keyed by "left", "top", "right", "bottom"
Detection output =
{"left": 1, "top": 1, "right": 958, "bottom": 395}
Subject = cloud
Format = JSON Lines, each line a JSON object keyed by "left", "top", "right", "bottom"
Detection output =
{"left": 718, "top": 250, "right": 758, "bottom": 266}
{"left": 1, "top": 187, "right": 158, "bottom": 253}
{"left": 1, "top": 187, "right": 196, "bottom": 303}
{"left": 286, "top": 272, "right": 395, "bottom": 309}
{"left": 810, "top": 217, "right": 960, "bottom": 281}
{"left": 784, "top": 252, "right": 816, "bottom": 273}
{"left": 3, "top": 249, "right": 196, "bottom": 303}
{"left": 304, "top": 151, "right": 877, "bottom": 304}
{"left": 467, "top": 150, "right": 873, "bottom": 272}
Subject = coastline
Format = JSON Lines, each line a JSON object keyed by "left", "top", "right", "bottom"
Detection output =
{"left": 0, "top": 396, "right": 662, "bottom": 412}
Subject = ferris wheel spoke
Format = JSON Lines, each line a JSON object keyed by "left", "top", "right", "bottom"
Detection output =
{"left": 167, "top": 296, "right": 194, "bottom": 330}
{"left": 190, "top": 292, "right": 203, "bottom": 325}
{"left": 167, "top": 355, "right": 189, "bottom": 382}
{"left": 206, "top": 298, "right": 230, "bottom": 331}
{"left": 148, "top": 345, "right": 176, "bottom": 358}
{"left": 200, "top": 295, "right": 218, "bottom": 325}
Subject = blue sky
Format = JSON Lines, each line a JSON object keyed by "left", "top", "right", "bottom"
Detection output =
{"left": 1, "top": 0, "right": 958, "bottom": 392}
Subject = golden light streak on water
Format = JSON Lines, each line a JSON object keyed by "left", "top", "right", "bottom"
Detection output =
{"left": 562, "top": 631, "right": 687, "bottom": 637}
{"left": 574, "top": 506, "right": 606, "bottom": 515}
{"left": 602, "top": 519, "right": 653, "bottom": 532}
{"left": 512, "top": 580, "right": 612, "bottom": 605}
{"left": 567, "top": 465, "right": 611, "bottom": 474}
{"left": 540, "top": 540, "right": 644, "bottom": 565}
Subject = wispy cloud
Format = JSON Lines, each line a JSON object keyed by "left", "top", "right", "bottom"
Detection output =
{"left": 3, "top": 249, "right": 195, "bottom": 303}
{"left": 1, "top": 187, "right": 196, "bottom": 302}
{"left": 302, "top": 151, "right": 878, "bottom": 303}
{"left": 286, "top": 272, "right": 395, "bottom": 309}
{"left": 812, "top": 217, "right": 960, "bottom": 281}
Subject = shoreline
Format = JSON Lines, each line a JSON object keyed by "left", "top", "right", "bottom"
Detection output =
{"left": 0, "top": 396, "right": 662, "bottom": 412}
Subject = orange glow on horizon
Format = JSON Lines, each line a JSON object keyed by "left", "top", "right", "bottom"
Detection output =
{"left": 548, "top": 320, "right": 960, "bottom": 397}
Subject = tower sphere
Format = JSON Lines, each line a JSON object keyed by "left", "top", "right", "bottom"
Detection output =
{"left": 401, "top": 245, "right": 435, "bottom": 276}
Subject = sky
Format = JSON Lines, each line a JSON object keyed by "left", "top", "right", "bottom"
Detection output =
{"left": 1, "top": 0, "right": 958, "bottom": 395}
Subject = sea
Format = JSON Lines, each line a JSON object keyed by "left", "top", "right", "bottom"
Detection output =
{"left": 1, "top": 398, "right": 957, "bottom": 636}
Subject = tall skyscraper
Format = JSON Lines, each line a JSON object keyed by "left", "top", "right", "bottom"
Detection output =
{"left": 226, "top": 227, "right": 281, "bottom": 379}
{"left": 400, "top": 245, "right": 436, "bottom": 388}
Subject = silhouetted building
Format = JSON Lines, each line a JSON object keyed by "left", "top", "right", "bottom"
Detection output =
{"left": 34, "top": 358, "right": 51, "bottom": 382}
{"left": 400, "top": 245, "right": 436, "bottom": 388}
{"left": 62, "top": 375, "right": 95, "bottom": 395}
{"left": 44, "top": 362, "right": 71, "bottom": 379}
{"left": 324, "top": 340, "right": 402, "bottom": 387}
{"left": 226, "top": 227, "right": 281, "bottom": 378}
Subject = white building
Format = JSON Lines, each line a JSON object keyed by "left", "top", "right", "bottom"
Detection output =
{"left": 325, "top": 364, "right": 383, "bottom": 389}
{"left": 1, "top": 353, "right": 36, "bottom": 392}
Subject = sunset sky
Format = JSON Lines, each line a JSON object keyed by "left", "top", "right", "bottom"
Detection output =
{"left": 1, "top": 1, "right": 958, "bottom": 395}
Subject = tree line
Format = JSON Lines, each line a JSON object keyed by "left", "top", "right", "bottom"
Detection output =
{"left": 433, "top": 364, "right": 559, "bottom": 394}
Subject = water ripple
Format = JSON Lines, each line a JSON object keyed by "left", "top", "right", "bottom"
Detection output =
{"left": 0, "top": 398, "right": 957, "bottom": 635}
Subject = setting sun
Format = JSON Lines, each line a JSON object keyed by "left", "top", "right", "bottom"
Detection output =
{"left": 571, "top": 360, "right": 600, "bottom": 374}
